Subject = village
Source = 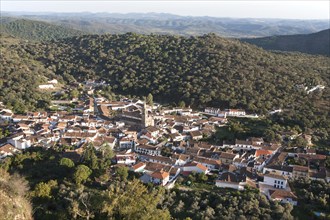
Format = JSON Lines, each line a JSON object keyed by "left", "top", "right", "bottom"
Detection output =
{"left": 0, "top": 82, "right": 329, "bottom": 209}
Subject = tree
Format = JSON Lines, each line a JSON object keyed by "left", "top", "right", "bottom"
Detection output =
{"left": 73, "top": 165, "right": 92, "bottom": 185}
{"left": 102, "top": 179, "right": 171, "bottom": 220}
{"left": 116, "top": 166, "right": 129, "bottom": 181}
{"left": 83, "top": 145, "right": 99, "bottom": 170}
{"left": 197, "top": 173, "right": 208, "bottom": 182}
{"left": 99, "top": 144, "right": 114, "bottom": 159}
{"left": 67, "top": 189, "right": 98, "bottom": 220}
{"left": 264, "top": 129, "right": 275, "bottom": 142}
{"left": 33, "top": 180, "right": 58, "bottom": 199}
{"left": 70, "top": 89, "right": 79, "bottom": 99}
{"left": 59, "top": 157, "right": 75, "bottom": 168}
{"left": 178, "top": 100, "right": 186, "bottom": 108}
{"left": 289, "top": 136, "right": 308, "bottom": 148}
{"left": 34, "top": 182, "right": 52, "bottom": 198}
{"left": 146, "top": 93, "right": 153, "bottom": 106}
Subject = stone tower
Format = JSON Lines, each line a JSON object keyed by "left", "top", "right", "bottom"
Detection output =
{"left": 142, "top": 102, "right": 154, "bottom": 128}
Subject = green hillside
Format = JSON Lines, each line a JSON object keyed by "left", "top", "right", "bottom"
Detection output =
{"left": 242, "top": 29, "right": 330, "bottom": 56}
{"left": 0, "top": 18, "right": 84, "bottom": 41}
{"left": 1, "top": 33, "right": 329, "bottom": 141}
{"left": 0, "top": 34, "right": 58, "bottom": 112}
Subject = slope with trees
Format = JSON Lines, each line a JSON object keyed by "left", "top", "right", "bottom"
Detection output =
{"left": 0, "top": 34, "right": 58, "bottom": 113}
{"left": 28, "top": 33, "right": 330, "bottom": 143}
{"left": 0, "top": 17, "right": 85, "bottom": 41}
{"left": 242, "top": 29, "right": 330, "bottom": 56}
{"left": 1, "top": 146, "right": 298, "bottom": 220}
{"left": 1, "top": 33, "right": 329, "bottom": 144}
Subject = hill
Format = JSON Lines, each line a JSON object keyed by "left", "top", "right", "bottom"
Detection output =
{"left": 0, "top": 34, "right": 59, "bottom": 112}
{"left": 1, "top": 33, "right": 329, "bottom": 141}
{"left": 241, "top": 29, "right": 330, "bottom": 56}
{"left": 2, "top": 12, "right": 329, "bottom": 37}
{"left": 0, "top": 18, "right": 84, "bottom": 41}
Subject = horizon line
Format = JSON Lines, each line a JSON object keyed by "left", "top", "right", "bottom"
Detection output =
{"left": 2, "top": 11, "right": 329, "bottom": 21}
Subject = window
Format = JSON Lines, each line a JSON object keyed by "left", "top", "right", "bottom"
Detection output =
{"left": 274, "top": 180, "right": 277, "bottom": 184}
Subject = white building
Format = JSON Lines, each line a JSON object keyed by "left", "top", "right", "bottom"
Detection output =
{"left": 8, "top": 137, "right": 31, "bottom": 150}
{"left": 215, "top": 180, "right": 245, "bottom": 190}
{"left": 268, "top": 189, "right": 298, "bottom": 206}
{"left": 263, "top": 173, "right": 288, "bottom": 189}
{"left": 140, "top": 170, "right": 170, "bottom": 186}
{"left": 215, "top": 172, "right": 246, "bottom": 190}
{"left": 182, "top": 162, "right": 208, "bottom": 174}
{"left": 47, "top": 79, "right": 58, "bottom": 84}
{"left": 134, "top": 145, "right": 161, "bottom": 156}
{"left": 39, "top": 84, "right": 55, "bottom": 89}
{"left": 0, "top": 111, "right": 13, "bottom": 121}
{"left": 226, "top": 109, "right": 246, "bottom": 117}
{"left": 263, "top": 165, "right": 293, "bottom": 178}
{"left": 204, "top": 107, "right": 221, "bottom": 115}
{"left": 115, "top": 153, "right": 136, "bottom": 165}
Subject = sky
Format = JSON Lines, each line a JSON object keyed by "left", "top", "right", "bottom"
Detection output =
{"left": 1, "top": 1, "right": 329, "bottom": 20}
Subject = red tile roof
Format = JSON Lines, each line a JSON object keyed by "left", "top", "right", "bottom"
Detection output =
{"left": 269, "top": 190, "right": 297, "bottom": 200}
{"left": 132, "top": 162, "right": 146, "bottom": 171}
{"left": 150, "top": 170, "right": 169, "bottom": 180}
{"left": 184, "top": 162, "right": 208, "bottom": 171}
{"left": 255, "top": 149, "right": 273, "bottom": 157}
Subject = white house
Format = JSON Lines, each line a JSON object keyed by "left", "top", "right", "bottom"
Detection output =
{"left": 149, "top": 170, "right": 170, "bottom": 186}
{"left": 140, "top": 170, "right": 170, "bottom": 186}
{"left": 39, "top": 84, "right": 55, "bottom": 89}
{"left": 9, "top": 138, "right": 31, "bottom": 150}
{"left": 115, "top": 153, "right": 136, "bottom": 165}
{"left": 145, "top": 126, "right": 160, "bottom": 138}
{"left": 204, "top": 107, "right": 222, "bottom": 115}
{"left": 263, "top": 165, "right": 293, "bottom": 178}
{"left": 135, "top": 145, "right": 161, "bottom": 156}
{"left": 192, "top": 157, "right": 221, "bottom": 171}
{"left": 0, "top": 143, "right": 19, "bottom": 159}
{"left": 47, "top": 79, "right": 58, "bottom": 84}
{"left": 140, "top": 155, "right": 175, "bottom": 166}
{"left": 215, "top": 179, "right": 245, "bottom": 191}
{"left": 215, "top": 172, "right": 246, "bottom": 190}
{"left": 131, "top": 162, "right": 146, "bottom": 172}
{"left": 0, "top": 111, "right": 13, "bottom": 121}
{"left": 268, "top": 189, "right": 298, "bottom": 206}
{"left": 263, "top": 173, "right": 288, "bottom": 189}
{"left": 119, "top": 137, "right": 135, "bottom": 150}
{"left": 182, "top": 162, "right": 208, "bottom": 174}
{"left": 172, "top": 153, "right": 190, "bottom": 166}
{"left": 226, "top": 109, "right": 246, "bottom": 117}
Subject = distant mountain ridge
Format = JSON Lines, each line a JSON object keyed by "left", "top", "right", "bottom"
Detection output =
{"left": 241, "top": 29, "right": 330, "bottom": 56}
{"left": 0, "top": 17, "right": 85, "bottom": 41}
{"left": 2, "top": 11, "right": 329, "bottom": 38}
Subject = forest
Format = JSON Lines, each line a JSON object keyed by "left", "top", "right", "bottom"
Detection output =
{"left": 1, "top": 32, "right": 329, "bottom": 145}
{"left": 0, "top": 18, "right": 84, "bottom": 41}
{"left": 242, "top": 29, "right": 330, "bottom": 56}
{"left": 1, "top": 147, "right": 329, "bottom": 220}
{"left": 0, "top": 147, "right": 311, "bottom": 220}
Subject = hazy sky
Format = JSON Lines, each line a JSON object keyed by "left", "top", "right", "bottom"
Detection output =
{"left": 1, "top": 1, "right": 329, "bottom": 19}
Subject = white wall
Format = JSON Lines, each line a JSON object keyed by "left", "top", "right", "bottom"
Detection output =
{"left": 215, "top": 181, "right": 244, "bottom": 190}
{"left": 263, "top": 176, "right": 287, "bottom": 189}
